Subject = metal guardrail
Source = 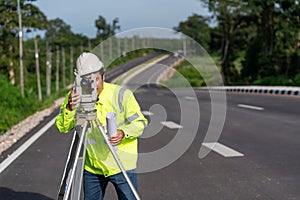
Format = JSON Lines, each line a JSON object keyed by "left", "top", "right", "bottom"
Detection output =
{"left": 202, "top": 86, "right": 300, "bottom": 96}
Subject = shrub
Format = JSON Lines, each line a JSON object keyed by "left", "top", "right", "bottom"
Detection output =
{"left": 0, "top": 74, "right": 65, "bottom": 134}
{"left": 253, "top": 76, "right": 293, "bottom": 86}
{"left": 294, "top": 74, "right": 300, "bottom": 86}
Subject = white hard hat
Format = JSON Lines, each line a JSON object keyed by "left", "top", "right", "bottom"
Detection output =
{"left": 76, "top": 52, "right": 104, "bottom": 76}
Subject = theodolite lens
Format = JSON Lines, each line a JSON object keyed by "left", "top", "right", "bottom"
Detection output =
{"left": 81, "top": 77, "right": 92, "bottom": 94}
{"left": 81, "top": 77, "right": 90, "bottom": 86}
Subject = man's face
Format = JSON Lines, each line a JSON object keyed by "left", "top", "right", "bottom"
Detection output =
{"left": 95, "top": 72, "right": 104, "bottom": 95}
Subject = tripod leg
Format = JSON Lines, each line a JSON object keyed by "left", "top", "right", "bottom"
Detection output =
{"left": 57, "top": 130, "right": 78, "bottom": 200}
{"left": 71, "top": 155, "right": 85, "bottom": 200}
{"left": 63, "top": 120, "right": 88, "bottom": 200}
{"left": 71, "top": 124, "right": 88, "bottom": 200}
{"left": 94, "top": 118, "right": 141, "bottom": 200}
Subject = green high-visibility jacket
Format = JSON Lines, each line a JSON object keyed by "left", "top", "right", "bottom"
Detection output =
{"left": 55, "top": 82, "right": 147, "bottom": 177}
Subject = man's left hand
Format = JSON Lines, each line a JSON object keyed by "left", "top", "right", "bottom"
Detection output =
{"left": 109, "top": 130, "right": 124, "bottom": 146}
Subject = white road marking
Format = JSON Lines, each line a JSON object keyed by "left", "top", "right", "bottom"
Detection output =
{"left": 0, "top": 118, "right": 56, "bottom": 174}
{"left": 142, "top": 111, "right": 154, "bottom": 116}
{"left": 202, "top": 142, "right": 244, "bottom": 157}
{"left": 161, "top": 121, "right": 183, "bottom": 129}
{"left": 184, "top": 96, "right": 197, "bottom": 100}
{"left": 237, "top": 104, "right": 264, "bottom": 111}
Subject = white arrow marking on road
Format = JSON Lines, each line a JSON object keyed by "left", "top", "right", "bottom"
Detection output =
{"left": 202, "top": 142, "right": 244, "bottom": 157}
{"left": 161, "top": 121, "right": 183, "bottom": 129}
{"left": 237, "top": 104, "right": 264, "bottom": 111}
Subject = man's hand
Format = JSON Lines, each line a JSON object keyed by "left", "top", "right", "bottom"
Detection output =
{"left": 109, "top": 130, "right": 124, "bottom": 146}
{"left": 66, "top": 87, "right": 80, "bottom": 111}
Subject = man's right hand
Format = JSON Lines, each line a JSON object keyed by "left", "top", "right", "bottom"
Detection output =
{"left": 66, "top": 87, "right": 80, "bottom": 111}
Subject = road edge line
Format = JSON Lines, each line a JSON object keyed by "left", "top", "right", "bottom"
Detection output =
{"left": 0, "top": 117, "right": 56, "bottom": 174}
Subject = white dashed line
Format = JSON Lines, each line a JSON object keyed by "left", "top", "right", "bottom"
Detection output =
{"left": 237, "top": 104, "right": 264, "bottom": 111}
{"left": 184, "top": 96, "right": 197, "bottom": 101}
{"left": 202, "top": 142, "right": 244, "bottom": 157}
{"left": 161, "top": 121, "right": 183, "bottom": 129}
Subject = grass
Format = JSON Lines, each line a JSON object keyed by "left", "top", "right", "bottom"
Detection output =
{"left": 162, "top": 55, "right": 223, "bottom": 88}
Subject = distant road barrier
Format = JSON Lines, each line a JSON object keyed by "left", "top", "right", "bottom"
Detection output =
{"left": 202, "top": 86, "right": 300, "bottom": 96}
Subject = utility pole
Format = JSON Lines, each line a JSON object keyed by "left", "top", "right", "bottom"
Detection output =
{"left": 34, "top": 37, "right": 42, "bottom": 101}
{"left": 183, "top": 38, "right": 187, "bottom": 57}
{"left": 123, "top": 37, "right": 127, "bottom": 56}
{"left": 88, "top": 40, "right": 91, "bottom": 51}
{"left": 131, "top": 37, "right": 135, "bottom": 51}
{"left": 62, "top": 47, "right": 66, "bottom": 88}
{"left": 109, "top": 37, "right": 113, "bottom": 60}
{"left": 70, "top": 46, "right": 74, "bottom": 83}
{"left": 117, "top": 37, "right": 121, "bottom": 57}
{"left": 56, "top": 46, "right": 60, "bottom": 92}
{"left": 17, "top": 0, "right": 24, "bottom": 97}
{"left": 46, "top": 42, "right": 52, "bottom": 96}
{"left": 100, "top": 42, "right": 104, "bottom": 60}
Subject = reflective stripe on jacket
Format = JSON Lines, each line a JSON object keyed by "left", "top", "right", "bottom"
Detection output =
{"left": 55, "top": 82, "right": 147, "bottom": 177}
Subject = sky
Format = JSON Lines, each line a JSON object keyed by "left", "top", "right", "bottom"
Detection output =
{"left": 32, "top": 0, "right": 210, "bottom": 38}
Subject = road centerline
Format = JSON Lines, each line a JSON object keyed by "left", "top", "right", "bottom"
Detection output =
{"left": 237, "top": 104, "right": 264, "bottom": 111}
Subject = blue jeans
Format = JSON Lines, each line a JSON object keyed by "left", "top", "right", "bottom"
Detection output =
{"left": 83, "top": 169, "right": 137, "bottom": 200}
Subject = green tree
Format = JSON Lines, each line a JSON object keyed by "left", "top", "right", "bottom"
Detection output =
{"left": 199, "top": 0, "right": 251, "bottom": 84}
{"left": 45, "top": 18, "right": 83, "bottom": 47}
{"left": 95, "top": 15, "right": 120, "bottom": 40}
{"left": 274, "top": 0, "right": 299, "bottom": 77}
{"left": 199, "top": 0, "right": 299, "bottom": 85}
{"left": 0, "top": 0, "right": 46, "bottom": 84}
{"left": 44, "top": 17, "right": 89, "bottom": 62}
{"left": 209, "top": 26, "right": 222, "bottom": 54}
{"left": 174, "top": 14, "right": 211, "bottom": 51}
{"left": 242, "top": 0, "right": 299, "bottom": 83}
{"left": 242, "top": 0, "right": 277, "bottom": 80}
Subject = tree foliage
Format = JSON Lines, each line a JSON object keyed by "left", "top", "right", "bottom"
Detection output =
{"left": 0, "top": 0, "right": 46, "bottom": 79}
{"left": 95, "top": 15, "right": 120, "bottom": 40}
{"left": 45, "top": 18, "right": 89, "bottom": 47}
{"left": 197, "top": 0, "right": 299, "bottom": 85}
{"left": 174, "top": 14, "right": 211, "bottom": 51}
{"left": 241, "top": 0, "right": 300, "bottom": 83}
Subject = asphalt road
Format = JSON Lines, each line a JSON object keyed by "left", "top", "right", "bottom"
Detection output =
{"left": 0, "top": 56, "right": 300, "bottom": 200}
{"left": 123, "top": 55, "right": 179, "bottom": 91}
{"left": 135, "top": 89, "right": 300, "bottom": 200}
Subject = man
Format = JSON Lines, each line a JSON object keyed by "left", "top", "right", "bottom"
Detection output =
{"left": 55, "top": 52, "right": 147, "bottom": 200}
